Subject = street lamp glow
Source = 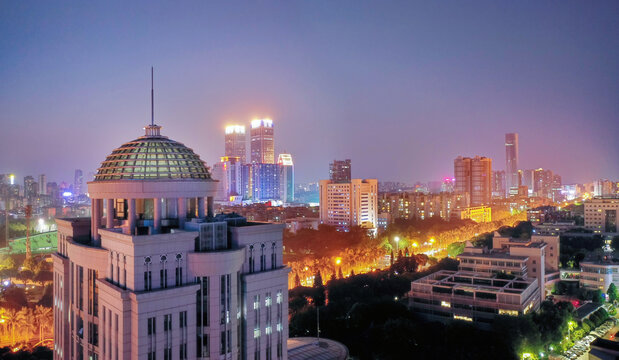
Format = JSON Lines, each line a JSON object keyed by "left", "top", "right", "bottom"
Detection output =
{"left": 335, "top": 257, "right": 342, "bottom": 265}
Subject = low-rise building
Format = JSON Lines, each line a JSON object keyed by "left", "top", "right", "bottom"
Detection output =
{"left": 409, "top": 270, "right": 539, "bottom": 328}
{"left": 284, "top": 217, "right": 319, "bottom": 233}
{"left": 456, "top": 206, "right": 491, "bottom": 223}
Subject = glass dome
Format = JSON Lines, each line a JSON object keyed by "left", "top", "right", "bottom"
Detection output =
{"left": 94, "top": 126, "right": 211, "bottom": 181}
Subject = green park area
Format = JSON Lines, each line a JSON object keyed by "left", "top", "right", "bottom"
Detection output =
{"left": 0, "top": 232, "right": 57, "bottom": 255}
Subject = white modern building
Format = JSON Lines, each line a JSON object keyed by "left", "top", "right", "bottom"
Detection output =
{"left": 53, "top": 124, "right": 290, "bottom": 360}
{"left": 319, "top": 179, "right": 378, "bottom": 232}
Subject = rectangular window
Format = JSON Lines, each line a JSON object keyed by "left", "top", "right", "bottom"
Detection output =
{"left": 148, "top": 317, "right": 156, "bottom": 360}
{"left": 176, "top": 266, "right": 183, "bottom": 286}
{"left": 160, "top": 268, "right": 168, "bottom": 289}
{"left": 144, "top": 271, "right": 152, "bottom": 291}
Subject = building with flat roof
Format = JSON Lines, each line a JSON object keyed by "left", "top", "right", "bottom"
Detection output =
{"left": 319, "top": 179, "right": 378, "bottom": 232}
{"left": 457, "top": 206, "right": 491, "bottom": 223}
{"left": 251, "top": 119, "right": 275, "bottom": 164}
{"left": 584, "top": 197, "right": 618, "bottom": 234}
{"left": 454, "top": 156, "right": 492, "bottom": 206}
{"left": 409, "top": 270, "right": 540, "bottom": 328}
{"left": 225, "top": 125, "right": 247, "bottom": 164}
{"left": 53, "top": 124, "right": 290, "bottom": 360}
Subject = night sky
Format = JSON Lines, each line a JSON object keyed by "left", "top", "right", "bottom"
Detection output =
{"left": 1, "top": 1, "right": 618, "bottom": 185}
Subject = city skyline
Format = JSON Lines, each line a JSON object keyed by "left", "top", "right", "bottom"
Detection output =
{"left": 1, "top": 2, "right": 618, "bottom": 185}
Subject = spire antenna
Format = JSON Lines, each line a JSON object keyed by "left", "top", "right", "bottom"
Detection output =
{"left": 151, "top": 66, "right": 154, "bottom": 126}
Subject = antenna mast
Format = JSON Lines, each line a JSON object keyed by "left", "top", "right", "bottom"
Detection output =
{"left": 151, "top": 66, "right": 154, "bottom": 126}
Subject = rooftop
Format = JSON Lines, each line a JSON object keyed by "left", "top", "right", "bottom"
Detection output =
{"left": 94, "top": 125, "right": 211, "bottom": 181}
{"left": 288, "top": 337, "right": 349, "bottom": 360}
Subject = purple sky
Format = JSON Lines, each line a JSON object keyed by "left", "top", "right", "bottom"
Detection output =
{"left": 1, "top": 1, "right": 618, "bottom": 185}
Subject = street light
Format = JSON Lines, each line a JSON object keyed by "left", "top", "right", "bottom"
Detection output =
{"left": 394, "top": 236, "right": 400, "bottom": 258}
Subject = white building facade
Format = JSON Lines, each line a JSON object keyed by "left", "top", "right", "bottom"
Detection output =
{"left": 319, "top": 179, "right": 378, "bottom": 232}
{"left": 53, "top": 124, "right": 289, "bottom": 360}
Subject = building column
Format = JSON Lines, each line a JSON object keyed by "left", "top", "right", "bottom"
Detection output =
{"left": 153, "top": 197, "right": 161, "bottom": 234}
{"left": 197, "top": 197, "right": 205, "bottom": 218}
{"left": 128, "top": 198, "right": 136, "bottom": 235}
{"left": 92, "top": 198, "right": 102, "bottom": 244}
{"left": 106, "top": 199, "right": 114, "bottom": 229}
{"left": 207, "top": 196, "right": 214, "bottom": 218}
{"left": 178, "top": 197, "right": 186, "bottom": 229}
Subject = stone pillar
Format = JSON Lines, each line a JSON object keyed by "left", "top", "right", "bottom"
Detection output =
{"left": 207, "top": 196, "right": 214, "bottom": 218}
{"left": 128, "top": 198, "right": 136, "bottom": 235}
{"left": 92, "top": 199, "right": 102, "bottom": 244}
{"left": 178, "top": 197, "right": 187, "bottom": 229}
{"left": 197, "top": 197, "right": 205, "bottom": 218}
{"left": 153, "top": 198, "right": 161, "bottom": 234}
{"left": 106, "top": 199, "right": 114, "bottom": 229}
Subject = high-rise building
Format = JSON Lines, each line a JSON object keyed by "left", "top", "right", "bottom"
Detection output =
{"left": 23, "top": 176, "right": 38, "bottom": 199}
{"left": 319, "top": 179, "right": 378, "bottom": 232}
{"left": 492, "top": 171, "right": 506, "bottom": 198}
{"left": 252, "top": 163, "right": 281, "bottom": 202}
{"left": 277, "top": 154, "right": 294, "bottom": 204}
{"left": 505, "top": 133, "right": 519, "bottom": 196}
{"left": 250, "top": 119, "right": 274, "bottom": 164}
{"left": 225, "top": 125, "right": 247, "bottom": 164}
{"left": 454, "top": 156, "right": 492, "bottom": 206}
{"left": 53, "top": 124, "right": 290, "bottom": 360}
{"left": 212, "top": 156, "right": 243, "bottom": 203}
{"left": 329, "top": 159, "right": 351, "bottom": 183}
{"left": 39, "top": 174, "right": 47, "bottom": 195}
{"left": 74, "top": 169, "right": 83, "bottom": 196}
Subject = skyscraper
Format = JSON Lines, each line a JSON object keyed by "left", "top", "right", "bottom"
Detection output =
{"left": 454, "top": 156, "right": 492, "bottom": 206}
{"left": 212, "top": 156, "right": 243, "bottom": 203}
{"left": 53, "top": 123, "right": 289, "bottom": 360}
{"left": 252, "top": 163, "right": 281, "bottom": 202}
{"left": 319, "top": 178, "right": 378, "bottom": 232}
{"left": 225, "top": 125, "right": 247, "bottom": 163}
{"left": 38, "top": 174, "right": 47, "bottom": 195}
{"left": 329, "top": 159, "right": 351, "bottom": 183}
{"left": 491, "top": 171, "right": 506, "bottom": 198}
{"left": 23, "top": 175, "right": 38, "bottom": 199}
{"left": 74, "top": 169, "right": 83, "bottom": 196}
{"left": 250, "top": 119, "right": 274, "bottom": 164}
{"left": 505, "top": 133, "right": 519, "bottom": 196}
{"left": 278, "top": 154, "right": 294, "bottom": 203}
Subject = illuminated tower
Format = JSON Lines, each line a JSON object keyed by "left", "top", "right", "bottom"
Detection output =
{"left": 250, "top": 119, "right": 274, "bottom": 164}
{"left": 505, "top": 133, "right": 519, "bottom": 197}
{"left": 225, "top": 125, "right": 247, "bottom": 164}
{"left": 278, "top": 154, "right": 294, "bottom": 203}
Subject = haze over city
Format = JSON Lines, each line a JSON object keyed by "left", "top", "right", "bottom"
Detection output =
{"left": 1, "top": 1, "right": 618, "bottom": 184}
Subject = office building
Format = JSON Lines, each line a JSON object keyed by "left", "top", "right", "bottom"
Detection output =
{"left": 212, "top": 156, "right": 243, "bottom": 203}
{"left": 225, "top": 125, "right": 247, "bottom": 164}
{"left": 53, "top": 124, "right": 290, "bottom": 360}
{"left": 491, "top": 171, "right": 506, "bottom": 198}
{"left": 329, "top": 159, "right": 351, "bottom": 183}
{"left": 24, "top": 175, "right": 38, "bottom": 199}
{"left": 252, "top": 163, "right": 281, "bottom": 202}
{"left": 39, "top": 174, "right": 47, "bottom": 195}
{"left": 250, "top": 119, "right": 274, "bottom": 164}
{"left": 593, "top": 179, "right": 617, "bottom": 197}
{"left": 319, "top": 179, "right": 378, "bottom": 232}
{"left": 584, "top": 197, "right": 619, "bottom": 234}
{"left": 454, "top": 156, "right": 492, "bottom": 206}
{"left": 277, "top": 154, "right": 294, "bottom": 204}
{"left": 505, "top": 133, "right": 519, "bottom": 196}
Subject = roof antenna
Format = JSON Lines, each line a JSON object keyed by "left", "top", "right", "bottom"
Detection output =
{"left": 151, "top": 66, "right": 154, "bottom": 126}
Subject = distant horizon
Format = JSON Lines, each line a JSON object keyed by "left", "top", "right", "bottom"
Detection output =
{"left": 1, "top": 2, "right": 618, "bottom": 184}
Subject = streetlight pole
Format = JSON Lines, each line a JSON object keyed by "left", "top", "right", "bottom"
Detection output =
{"left": 394, "top": 236, "right": 400, "bottom": 259}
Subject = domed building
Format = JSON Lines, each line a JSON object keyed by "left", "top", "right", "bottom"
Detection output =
{"left": 53, "top": 124, "right": 290, "bottom": 360}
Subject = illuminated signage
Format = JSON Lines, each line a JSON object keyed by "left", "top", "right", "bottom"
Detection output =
{"left": 225, "top": 125, "right": 246, "bottom": 134}
{"left": 251, "top": 118, "right": 273, "bottom": 129}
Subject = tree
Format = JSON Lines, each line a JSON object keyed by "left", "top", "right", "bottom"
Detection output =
{"left": 4, "top": 308, "right": 18, "bottom": 345}
{"left": 294, "top": 273, "right": 301, "bottom": 288}
{"left": 608, "top": 283, "right": 618, "bottom": 303}
{"left": 593, "top": 289, "right": 605, "bottom": 304}
{"left": 3, "top": 286, "right": 27, "bottom": 310}
{"left": 313, "top": 270, "right": 323, "bottom": 288}
{"left": 34, "top": 306, "right": 52, "bottom": 342}
{"left": 337, "top": 267, "right": 343, "bottom": 279}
